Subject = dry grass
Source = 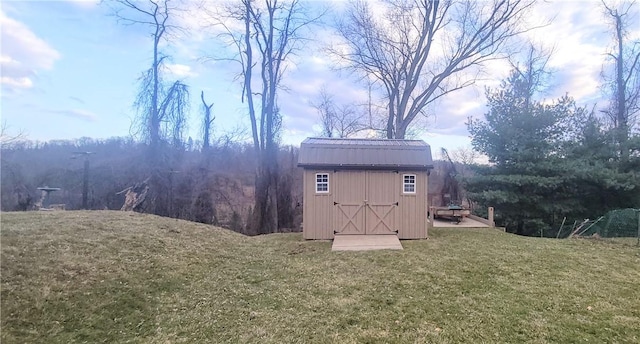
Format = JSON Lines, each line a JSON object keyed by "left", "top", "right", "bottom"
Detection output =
{"left": 2, "top": 211, "right": 640, "bottom": 343}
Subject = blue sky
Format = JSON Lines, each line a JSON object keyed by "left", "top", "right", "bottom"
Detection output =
{"left": 1, "top": 0, "right": 638, "bottom": 152}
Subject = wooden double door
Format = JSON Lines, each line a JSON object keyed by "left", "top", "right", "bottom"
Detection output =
{"left": 333, "top": 171, "right": 398, "bottom": 235}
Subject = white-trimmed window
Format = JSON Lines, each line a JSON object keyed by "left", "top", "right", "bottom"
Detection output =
{"left": 403, "top": 174, "right": 416, "bottom": 194}
{"left": 316, "top": 173, "right": 329, "bottom": 193}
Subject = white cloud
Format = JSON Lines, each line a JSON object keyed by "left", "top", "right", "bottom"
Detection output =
{"left": 429, "top": 0, "right": 627, "bottom": 139}
{"left": 1, "top": 76, "right": 33, "bottom": 89}
{"left": 0, "top": 10, "right": 60, "bottom": 93}
{"left": 163, "top": 63, "right": 197, "bottom": 78}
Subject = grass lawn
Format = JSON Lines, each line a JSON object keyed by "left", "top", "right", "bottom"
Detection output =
{"left": 2, "top": 211, "right": 639, "bottom": 343}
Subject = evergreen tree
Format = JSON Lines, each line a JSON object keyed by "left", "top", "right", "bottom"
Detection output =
{"left": 467, "top": 71, "right": 639, "bottom": 236}
{"left": 561, "top": 113, "right": 639, "bottom": 220}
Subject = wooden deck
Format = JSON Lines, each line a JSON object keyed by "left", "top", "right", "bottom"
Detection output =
{"left": 431, "top": 217, "right": 491, "bottom": 228}
{"left": 332, "top": 234, "right": 403, "bottom": 251}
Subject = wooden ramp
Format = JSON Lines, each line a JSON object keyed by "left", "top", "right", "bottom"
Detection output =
{"left": 332, "top": 235, "right": 403, "bottom": 251}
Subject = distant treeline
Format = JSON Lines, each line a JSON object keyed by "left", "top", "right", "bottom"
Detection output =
{"left": 0, "top": 137, "right": 302, "bottom": 234}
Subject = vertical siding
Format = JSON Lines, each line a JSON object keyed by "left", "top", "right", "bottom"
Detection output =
{"left": 333, "top": 171, "right": 366, "bottom": 235}
{"left": 303, "top": 168, "right": 429, "bottom": 240}
{"left": 419, "top": 172, "right": 428, "bottom": 238}
{"left": 398, "top": 171, "right": 427, "bottom": 239}
{"left": 417, "top": 172, "right": 428, "bottom": 238}
{"left": 366, "top": 171, "right": 398, "bottom": 235}
{"left": 425, "top": 172, "right": 430, "bottom": 237}
{"left": 302, "top": 170, "right": 333, "bottom": 239}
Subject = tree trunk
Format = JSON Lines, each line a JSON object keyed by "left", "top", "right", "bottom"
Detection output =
{"left": 151, "top": 33, "right": 161, "bottom": 156}
{"left": 386, "top": 100, "right": 395, "bottom": 138}
{"left": 251, "top": 153, "right": 278, "bottom": 235}
{"left": 82, "top": 159, "right": 89, "bottom": 209}
{"left": 614, "top": 13, "right": 629, "bottom": 162}
{"left": 396, "top": 124, "right": 407, "bottom": 139}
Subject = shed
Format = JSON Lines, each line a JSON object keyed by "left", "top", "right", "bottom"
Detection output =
{"left": 298, "top": 137, "right": 434, "bottom": 240}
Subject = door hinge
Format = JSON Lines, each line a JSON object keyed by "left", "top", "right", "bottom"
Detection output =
{"left": 333, "top": 201, "right": 339, "bottom": 205}
{"left": 393, "top": 202, "right": 399, "bottom": 206}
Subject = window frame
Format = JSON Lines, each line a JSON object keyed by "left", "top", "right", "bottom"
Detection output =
{"left": 315, "top": 173, "right": 329, "bottom": 194}
{"left": 403, "top": 174, "right": 416, "bottom": 194}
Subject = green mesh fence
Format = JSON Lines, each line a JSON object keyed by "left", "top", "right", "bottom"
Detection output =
{"left": 574, "top": 208, "right": 640, "bottom": 238}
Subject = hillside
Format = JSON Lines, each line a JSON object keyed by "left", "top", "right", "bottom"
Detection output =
{"left": 1, "top": 211, "right": 639, "bottom": 343}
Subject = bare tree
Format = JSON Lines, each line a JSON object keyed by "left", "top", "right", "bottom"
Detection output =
{"left": 312, "top": 87, "right": 364, "bottom": 138}
{"left": 446, "top": 145, "right": 481, "bottom": 210}
{"left": 0, "top": 120, "right": 26, "bottom": 147}
{"left": 449, "top": 146, "right": 481, "bottom": 166}
{"left": 200, "top": 91, "right": 215, "bottom": 150}
{"left": 601, "top": 0, "right": 640, "bottom": 161}
{"left": 331, "top": 0, "right": 538, "bottom": 139}
{"left": 160, "top": 80, "right": 190, "bottom": 148}
{"left": 314, "top": 88, "right": 336, "bottom": 137}
{"left": 105, "top": 0, "right": 191, "bottom": 216}
{"left": 508, "top": 43, "right": 554, "bottom": 109}
{"left": 106, "top": 0, "right": 190, "bottom": 157}
{"left": 211, "top": 0, "right": 318, "bottom": 234}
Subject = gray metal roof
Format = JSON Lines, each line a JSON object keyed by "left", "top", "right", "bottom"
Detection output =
{"left": 298, "top": 137, "right": 434, "bottom": 170}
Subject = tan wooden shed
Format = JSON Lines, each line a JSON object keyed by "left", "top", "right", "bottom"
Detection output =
{"left": 298, "top": 138, "right": 434, "bottom": 240}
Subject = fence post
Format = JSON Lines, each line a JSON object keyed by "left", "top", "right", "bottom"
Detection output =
{"left": 488, "top": 207, "right": 495, "bottom": 228}
{"left": 636, "top": 209, "right": 639, "bottom": 247}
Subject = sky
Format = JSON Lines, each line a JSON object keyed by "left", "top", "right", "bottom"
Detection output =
{"left": 1, "top": 0, "right": 639, "bottom": 153}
